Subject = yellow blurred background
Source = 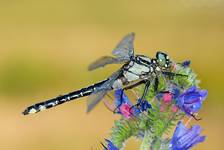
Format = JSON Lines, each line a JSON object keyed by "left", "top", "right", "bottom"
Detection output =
{"left": 0, "top": 0, "right": 223, "bottom": 149}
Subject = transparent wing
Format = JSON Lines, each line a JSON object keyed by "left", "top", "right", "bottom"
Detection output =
{"left": 87, "top": 90, "right": 108, "bottom": 113}
{"left": 86, "top": 70, "right": 122, "bottom": 112}
{"left": 112, "top": 32, "right": 135, "bottom": 60}
{"left": 88, "top": 56, "right": 125, "bottom": 71}
{"left": 88, "top": 33, "right": 134, "bottom": 71}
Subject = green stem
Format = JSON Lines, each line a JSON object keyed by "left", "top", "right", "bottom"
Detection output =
{"left": 140, "top": 130, "right": 152, "bottom": 150}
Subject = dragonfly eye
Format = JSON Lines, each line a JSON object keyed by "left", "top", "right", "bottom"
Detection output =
{"left": 156, "top": 51, "right": 171, "bottom": 68}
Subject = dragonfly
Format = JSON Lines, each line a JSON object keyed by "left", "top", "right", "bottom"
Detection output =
{"left": 22, "top": 32, "right": 185, "bottom": 115}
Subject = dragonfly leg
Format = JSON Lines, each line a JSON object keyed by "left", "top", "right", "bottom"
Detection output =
{"left": 162, "top": 71, "right": 188, "bottom": 78}
{"left": 140, "top": 81, "right": 151, "bottom": 101}
{"left": 123, "top": 80, "right": 147, "bottom": 90}
{"left": 154, "top": 77, "right": 175, "bottom": 95}
{"left": 130, "top": 81, "right": 151, "bottom": 111}
{"left": 154, "top": 77, "right": 159, "bottom": 93}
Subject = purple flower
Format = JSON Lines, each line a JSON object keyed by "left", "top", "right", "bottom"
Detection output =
{"left": 176, "top": 86, "right": 207, "bottom": 115}
{"left": 169, "top": 121, "right": 206, "bottom": 150}
{"left": 102, "top": 139, "right": 119, "bottom": 150}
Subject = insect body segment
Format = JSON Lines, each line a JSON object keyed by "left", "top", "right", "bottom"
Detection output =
{"left": 23, "top": 79, "right": 109, "bottom": 115}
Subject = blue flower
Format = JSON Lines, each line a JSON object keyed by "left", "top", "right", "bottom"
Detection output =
{"left": 181, "top": 60, "right": 191, "bottom": 68}
{"left": 102, "top": 139, "right": 119, "bottom": 150}
{"left": 172, "top": 87, "right": 181, "bottom": 99}
{"left": 176, "top": 86, "right": 207, "bottom": 115}
{"left": 169, "top": 121, "right": 206, "bottom": 150}
{"left": 114, "top": 89, "right": 133, "bottom": 107}
{"left": 137, "top": 99, "right": 152, "bottom": 112}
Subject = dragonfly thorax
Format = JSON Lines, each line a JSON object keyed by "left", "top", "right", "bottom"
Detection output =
{"left": 122, "top": 55, "right": 153, "bottom": 82}
{"left": 111, "top": 52, "right": 172, "bottom": 90}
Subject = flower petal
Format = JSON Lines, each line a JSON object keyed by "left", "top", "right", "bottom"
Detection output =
{"left": 185, "top": 86, "right": 197, "bottom": 93}
{"left": 176, "top": 86, "right": 207, "bottom": 115}
{"left": 114, "top": 89, "right": 132, "bottom": 107}
{"left": 199, "top": 90, "right": 208, "bottom": 101}
{"left": 169, "top": 122, "right": 206, "bottom": 150}
{"left": 173, "top": 121, "right": 188, "bottom": 139}
{"left": 183, "top": 102, "right": 202, "bottom": 114}
{"left": 105, "top": 139, "right": 119, "bottom": 150}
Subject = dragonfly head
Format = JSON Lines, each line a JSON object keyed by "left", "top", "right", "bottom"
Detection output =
{"left": 156, "top": 51, "right": 172, "bottom": 70}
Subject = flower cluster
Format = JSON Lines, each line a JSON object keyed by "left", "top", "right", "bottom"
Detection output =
{"left": 113, "top": 89, "right": 151, "bottom": 119}
{"left": 101, "top": 62, "right": 207, "bottom": 150}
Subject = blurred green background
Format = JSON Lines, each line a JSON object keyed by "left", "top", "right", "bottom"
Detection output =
{"left": 0, "top": 0, "right": 223, "bottom": 149}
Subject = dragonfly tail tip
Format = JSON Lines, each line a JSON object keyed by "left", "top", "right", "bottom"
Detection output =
{"left": 22, "top": 109, "right": 29, "bottom": 115}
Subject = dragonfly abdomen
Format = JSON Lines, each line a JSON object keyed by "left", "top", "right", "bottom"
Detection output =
{"left": 22, "top": 79, "right": 108, "bottom": 115}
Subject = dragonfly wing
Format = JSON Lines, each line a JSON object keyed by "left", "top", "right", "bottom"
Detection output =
{"left": 88, "top": 56, "right": 125, "bottom": 71}
{"left": 112, "top": 32, "right": 135, "bottom": 60}
{"left": 88, "top": 33, "right": 134, "bottom": 71}
{"left": 87, "top": 90, "right": 108, "bottom": 113}
{"left": 86, "top": 70, "right": 122, "bottom": 112}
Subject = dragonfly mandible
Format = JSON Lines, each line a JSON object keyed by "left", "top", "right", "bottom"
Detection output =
{"left": 22, "top": 33, "right": 184, "bottom": 115}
